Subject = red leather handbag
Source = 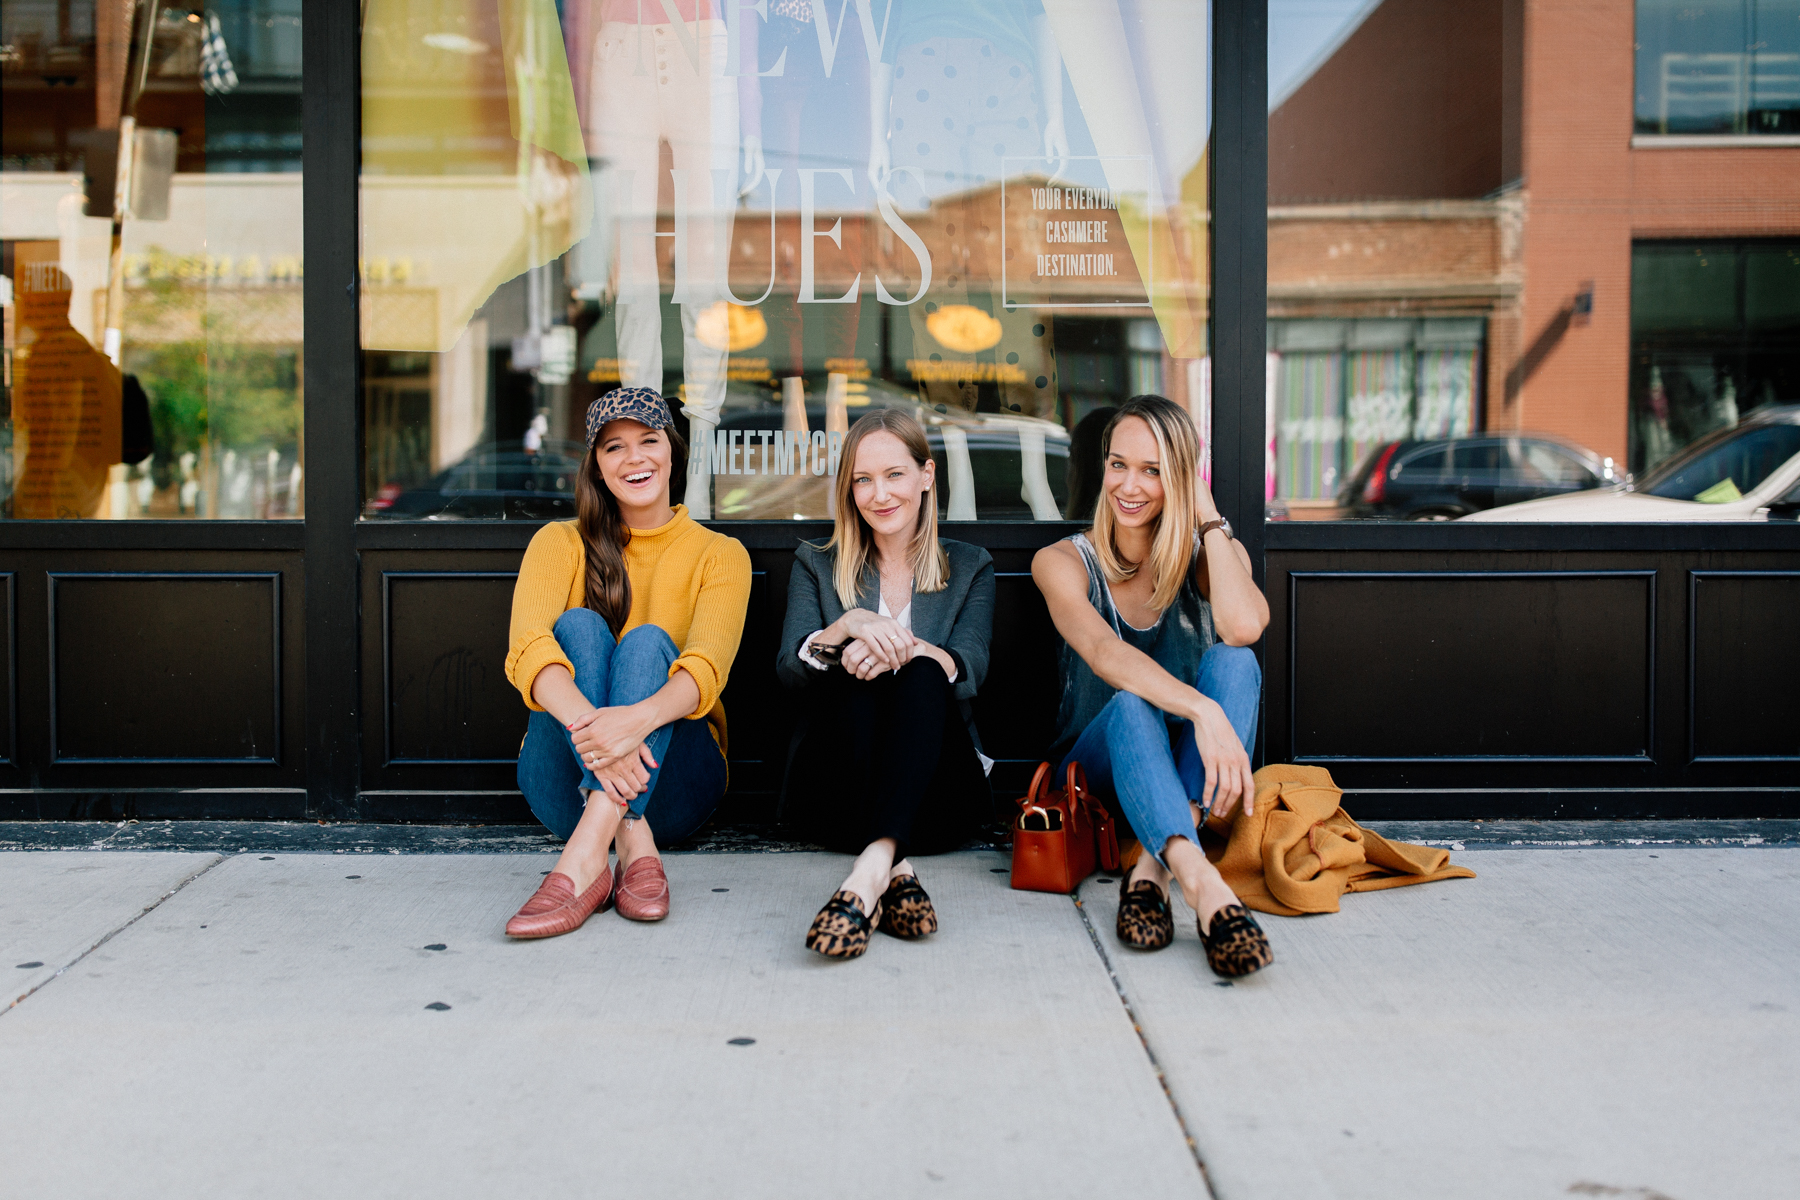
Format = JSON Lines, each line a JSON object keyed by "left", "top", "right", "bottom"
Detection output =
{"left": 1009, "top": 761, "right": 1121, "bottom": 894}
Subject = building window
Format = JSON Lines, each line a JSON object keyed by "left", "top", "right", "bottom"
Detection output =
{"left": 357, "top": 0, "right": 1213, "bottom": 522}
{"left": 1631, "top": 240, "right": 1800, "bottom": 474}
{"left": 1267, "top": 319, "right": 1484, "bottom": 511}
{"left": 1636, "top": 0, "right": 1800, "bottom": 137}
{"left": 1, "top": 0, "right": 305, "bottom": 520}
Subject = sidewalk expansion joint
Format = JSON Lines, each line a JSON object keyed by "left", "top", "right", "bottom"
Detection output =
{"left": 1070, "top": 888, "right": 1219, "bottom": 1199}
{"left": 4, "top": 854, "right": 227, "bottom": 1016}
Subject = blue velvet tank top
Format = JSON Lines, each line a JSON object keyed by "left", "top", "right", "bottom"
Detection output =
{"left": 1049, "top": 532, "right": 1216, "bottom": 762}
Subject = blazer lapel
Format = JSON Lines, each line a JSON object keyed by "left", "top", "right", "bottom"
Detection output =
{"left": 909, "top": 581, "right": 952, "bottom": 645}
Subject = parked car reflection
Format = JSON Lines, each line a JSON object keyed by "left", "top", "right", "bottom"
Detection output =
{"left": 365, "top": 439, "right": 586, "bottom": 520}
{"left": 1464, "top": 405, "right": 1800, "bottom": 522}
{"left": 711, "top": 404, "right": 1069, "bottom": 521}
{"left": 1338, "top": 434, "right": 1615, "bottom": 520}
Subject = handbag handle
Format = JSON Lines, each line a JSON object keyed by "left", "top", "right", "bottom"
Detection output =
{"left": 1066, "top": 761, "right": 1107, "bottom": 821}
{"left": 1017, "top": 761, "right": 1053, "bottom": 815}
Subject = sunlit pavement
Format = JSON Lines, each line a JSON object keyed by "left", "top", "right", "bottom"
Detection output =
{"left": 2, "top": 827, "right": 1796, "bottom": 1200}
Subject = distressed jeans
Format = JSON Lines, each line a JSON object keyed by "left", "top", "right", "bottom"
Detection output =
{"left": 1059, "top": 643, "right": 1262, "bottom": 869}
{"left": 516, "top": 608, "right": 725, "bottom": 843}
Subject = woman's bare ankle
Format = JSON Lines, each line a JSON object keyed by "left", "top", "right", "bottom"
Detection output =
{"left": 840, "top": 840, "right": 897, "bottom": 916}
{"left": 615, "top": 815, "right": 659, "bottom": 869}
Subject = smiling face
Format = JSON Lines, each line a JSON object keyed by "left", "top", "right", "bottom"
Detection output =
{"left": 594, "top": 418, "right": 672, "bottom": 511}
{"left": 1102, "top": 415, "right": 1166, "bottom": 530}
{"left": 850, "top": 429, "right": 935, "bottom": 541}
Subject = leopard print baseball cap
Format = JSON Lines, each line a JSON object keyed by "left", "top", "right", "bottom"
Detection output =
{"left": 585, "top": 387, "right": 673, "bottom": 448}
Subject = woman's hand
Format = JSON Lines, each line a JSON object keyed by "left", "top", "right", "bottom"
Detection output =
{"left": 592, "top": 742, "right": 657, "bottom": 804}
{"left": 836, "top": 609, "right": 913, "bottom": 667}
{"left": 569, "top": 704, "right": 655, "bottom": 771}
{"left": 839, "top": 638, "right": 891, "bottom": 680}
{"left": 1190, "top": 698, "right": 1254, "bottom": 819}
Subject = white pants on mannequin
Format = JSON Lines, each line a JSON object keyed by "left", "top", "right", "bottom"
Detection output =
{"left": 587, "top": 19, "right": 738, "bottom": 516}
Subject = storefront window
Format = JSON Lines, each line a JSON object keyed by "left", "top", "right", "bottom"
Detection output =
{"left": 1, "top": 0, "right": 305, "bottom": 519}
{"left": 1635, "top": 0, "right": 1800, "bottom": 137}
{"left": 359, "top": 0, "right": 1211, "bottom": 521}
{"left": 1631, "top": 241, "right": 1800, "bottom": 474}
{"left": 1268, "top": 0, "right": 1800, "bottom": 523}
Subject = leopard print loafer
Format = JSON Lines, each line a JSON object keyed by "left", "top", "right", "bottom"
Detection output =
{"left": 1200, "top": 903, "right": 1274, "bottom": 978}
{"left": 1116, "top": 875, "right": 1174, "bottom": 950}
{"left": 876, "top": 874, "right": 938, "bottom": 939}
{"left": 805, "top": 889, "right": 880, "bottom": 959}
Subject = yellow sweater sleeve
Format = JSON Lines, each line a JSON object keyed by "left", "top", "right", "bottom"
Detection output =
{"left": 506, "top": 522, "right": 582, "bottom": 711}
{"left": 669, "top": 535, "right": 752, "bottom": 720}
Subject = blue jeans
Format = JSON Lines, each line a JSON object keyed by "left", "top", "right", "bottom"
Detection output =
{"left": 1059, "top": 643, "right": 1262, "bottom": 870}
{"left": 517, "top": 608, "right": 726, "bottom": 843}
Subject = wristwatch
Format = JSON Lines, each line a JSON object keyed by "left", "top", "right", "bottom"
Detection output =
{"left": 1199, "top": 516, "right": 1234, "bottom": 541}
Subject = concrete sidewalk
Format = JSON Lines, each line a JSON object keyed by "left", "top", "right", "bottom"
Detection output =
{"left": 2, "top": 842, "right": 1796, "bottom": 1200}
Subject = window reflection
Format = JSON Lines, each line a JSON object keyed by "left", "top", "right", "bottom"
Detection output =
{"left": 359, "top": 0, "right": 1213, "bottom": 521}
{"left": 1, "top": 0, "right": 305, "bottom": 519}
{"left": 1635, "top": 0, "right": 1800, "bottom": 138}
{"left": 1268, "top": 0, "right": 1799, "bottom": 523}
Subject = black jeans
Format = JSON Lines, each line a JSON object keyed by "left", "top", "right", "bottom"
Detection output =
{"left": 782, "top": 658, "right": 992, "bottom": 860}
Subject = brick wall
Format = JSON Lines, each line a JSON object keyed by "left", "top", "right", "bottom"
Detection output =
{"left": 1269, "top": 0, "right": 1799, "bottom": 464}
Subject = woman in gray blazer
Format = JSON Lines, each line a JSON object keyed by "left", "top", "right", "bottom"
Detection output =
{"left": 777, "top": 408, "right": 996, "bottom": 960}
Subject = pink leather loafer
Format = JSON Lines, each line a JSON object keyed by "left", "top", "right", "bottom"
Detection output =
{"left": 505, "top": 866, "right": 614, "bottom": 939}
{"left": 614, "top": 856, "right": 670, "bottom": 922}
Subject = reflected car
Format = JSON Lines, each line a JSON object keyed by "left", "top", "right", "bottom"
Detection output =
{"left": 714, "top": 405, "right": 1069, "bottom": 521}
{"left": 366, "top": 439, "right": 586, "bottom": 520}
{"left": 1463, "top": 405, "right": 1800, "bottom": 522}
{"left": 1338, "top": 435, "right": 1613, "bottom": 520}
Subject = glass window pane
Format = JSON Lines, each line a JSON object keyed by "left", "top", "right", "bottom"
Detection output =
{"left": 1269, "top": 0, "right": 1799, "bottom": 523}
{"left": 359, "top": 0, "right": 1212, "bottom": 521}
{"left": 3, "top": 0, "right": 305, "bottom": 519}
{"left": 1635, "top": 0, "right": 1800, "bottom": 137}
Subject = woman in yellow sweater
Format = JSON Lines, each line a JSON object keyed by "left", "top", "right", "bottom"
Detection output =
{"left": 504, "top": 388, "right": 751, "bottom": 939}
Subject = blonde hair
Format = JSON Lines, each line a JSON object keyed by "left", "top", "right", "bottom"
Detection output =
{"left": 1090, "top": 395, "right": 1200, "bottom": 615}
{"left": 825, "top": 408, "right": 950, "bottom": 609}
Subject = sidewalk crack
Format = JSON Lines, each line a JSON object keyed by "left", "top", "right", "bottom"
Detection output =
{"left": 1072, "top": 888, "right": 1219, "bottom": 1199}
{"left": 4, "top": 854, "right": 227, "bottom": 1015}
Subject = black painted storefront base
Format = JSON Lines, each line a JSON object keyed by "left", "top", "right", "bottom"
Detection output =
{"left": 2, "top": 521, "right": 1796, "bottom": 824}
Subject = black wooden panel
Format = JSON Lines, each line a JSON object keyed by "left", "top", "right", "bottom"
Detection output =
{"left": 1, "top": 573, "right": 13, "bottom": 764}
{"left": 716, "top": 569, "right": 779, "bottom": 791}
{"left": 971, "top": 570, "right": 1061, "bottom": 781}
{"left": 1290, "top": 572, "right": 1653, "bottom": 761}
{"left": 50, "top": 573, "right": 280, "bottom": 763}
{"left": 1691, "top": 572, "right": 1800, "bottom": 761}
{"left": 385, "top": 573, "right": 523, "bottom": 763}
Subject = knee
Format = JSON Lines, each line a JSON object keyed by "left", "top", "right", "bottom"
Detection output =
{"left": 1201, "top": 644, "right": 1262, "bottom": 694}
{"left": 553, "top": 607, "right": 614, "bottom": 664}
{"left": 614, "top": 623, "right": 677, "bottom": 671}
{"left": 1102, "top": 689, "right": 1161, "bottom": 733}
{"left": 554, "top": 606, "right": 611, "bottom": 647}
{"left": 897, "top": 656, "right": 953, "bottom": 689}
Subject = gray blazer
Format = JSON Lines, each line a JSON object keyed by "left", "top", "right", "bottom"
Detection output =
{"left": 776, "top": 538, "right": 996, "bottom": 746}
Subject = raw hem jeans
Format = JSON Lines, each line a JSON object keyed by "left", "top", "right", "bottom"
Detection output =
{"left": 1058, "top": 643, "right": 1261, "bottom": 870}
{"left": 516, "top": 608, "right": 725, "bottom": 844}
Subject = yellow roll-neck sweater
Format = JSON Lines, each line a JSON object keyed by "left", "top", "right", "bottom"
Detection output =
{"left": 505, "top": 505, "right": 752, "bottom": 752}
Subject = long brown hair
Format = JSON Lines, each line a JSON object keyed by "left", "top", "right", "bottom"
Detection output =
{"left": 1090, "top": 395, "right": 1200, "bottom": 615}
{"left": 825, "top": 408, "right": 949, "bottom": 609}
{"left": 575, "top": 422, "right": 686, "bottom": 636}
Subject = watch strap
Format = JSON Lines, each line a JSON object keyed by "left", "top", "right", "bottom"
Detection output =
{"left": 1199, "top": 517, "right": 1232, "bottom": 540}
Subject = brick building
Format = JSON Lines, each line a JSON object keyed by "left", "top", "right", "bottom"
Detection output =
{"left": 1266, "top": 0, "right": 1800, "bottom": 511}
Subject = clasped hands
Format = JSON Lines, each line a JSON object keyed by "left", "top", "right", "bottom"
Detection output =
{"left": 828, "top": 610, "right": 919, "bottom": 681}
{"left": 566, "top": 703, "right": 658, "bottom": 804}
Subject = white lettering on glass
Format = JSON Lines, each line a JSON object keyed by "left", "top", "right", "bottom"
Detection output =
{"left": 798, "top": 168, "right": 861, "bottom": 304}
{"left": 873, "top": 167, "right": 932, "bottom": 305}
